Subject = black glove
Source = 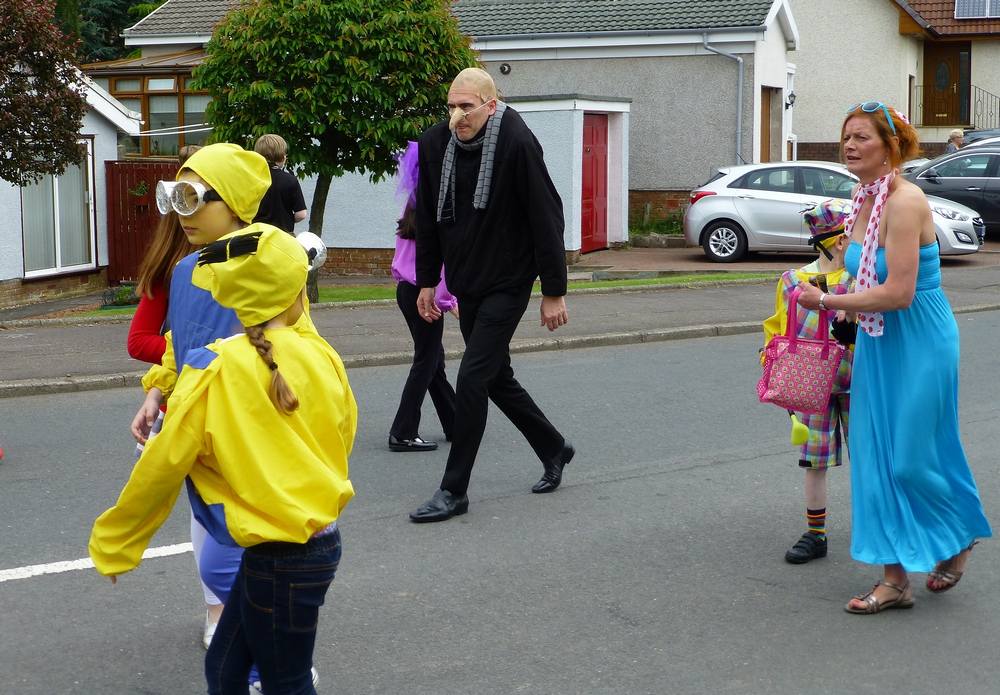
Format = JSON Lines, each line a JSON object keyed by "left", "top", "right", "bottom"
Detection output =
{"left": 831, "top": 317, "right": 857, "bottom": 347}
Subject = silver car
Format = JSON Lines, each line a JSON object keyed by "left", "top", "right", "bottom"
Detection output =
{"left": 684, "top": 161, "right": 982, "bottom": 262}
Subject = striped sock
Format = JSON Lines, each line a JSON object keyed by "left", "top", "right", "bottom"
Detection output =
{"left": 807, "top": 508, "right": 827, "bottom": 539}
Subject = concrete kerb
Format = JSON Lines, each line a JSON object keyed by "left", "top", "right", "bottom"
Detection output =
{"left": 4, "top": 301, "right": 997, "bottom": 400}
{"left": 0, "top": 320, "right": 763, "bottom": 398}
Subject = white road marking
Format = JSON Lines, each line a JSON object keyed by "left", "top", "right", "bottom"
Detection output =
{"left": 0, "top": 543, "right": 192, "bottom": 583}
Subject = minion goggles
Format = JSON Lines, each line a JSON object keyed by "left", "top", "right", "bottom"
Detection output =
{"left": 155, "top": 180, "right": 225, "bottom": 217}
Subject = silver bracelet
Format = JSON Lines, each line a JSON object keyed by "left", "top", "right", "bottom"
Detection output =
{"left": 818, "top": 293, "right": 828, "bottom": 311}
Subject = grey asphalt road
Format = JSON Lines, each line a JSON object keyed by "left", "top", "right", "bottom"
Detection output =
{"left": 1, "top": 318, "right": 999, "bottom": 695}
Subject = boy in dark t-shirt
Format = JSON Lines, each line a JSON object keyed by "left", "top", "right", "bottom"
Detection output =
{"left": 252, "top": 134, "right": 307, "bottom": 234}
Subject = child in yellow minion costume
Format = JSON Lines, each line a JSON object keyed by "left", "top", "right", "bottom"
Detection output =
{"left": 762, "top": 199, "right": 855, "bottom": 566}
{"left": 131, "top": 143, "right": 323, "bottom": 664}
{"left": 91, "top": 145, "right": 356, "bottom": 695}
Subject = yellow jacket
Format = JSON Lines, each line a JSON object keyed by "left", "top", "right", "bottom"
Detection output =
{"left": 90, "top": 324, "right": 356, "bottom": 577}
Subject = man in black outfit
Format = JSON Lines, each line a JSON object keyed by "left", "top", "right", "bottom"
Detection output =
{"left": 409, "top": 68, "right": 573, "bottom": 523}
{"left": 252, "top": 134, "right": 307, "bottom": 234}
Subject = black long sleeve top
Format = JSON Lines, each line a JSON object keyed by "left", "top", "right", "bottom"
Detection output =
{"left": 414, "top": 108, "right": 567, "bottom": 299}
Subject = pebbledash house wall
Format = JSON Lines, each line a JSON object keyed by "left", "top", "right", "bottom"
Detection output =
{"left": 788, "top": 0, "right": 922, "bottom": 161}
{"left": 0, "top": 108, "right": 118, "bottom": 308}
{"left": 481, "top": 54, "right": 756, "bottom": 224}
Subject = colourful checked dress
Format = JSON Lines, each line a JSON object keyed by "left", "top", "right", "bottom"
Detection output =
{"left": 763, "top": 263, "right": 854, "bottom": 468}
{"left": 844, "top": 241, "right": 991, "bottom": 571}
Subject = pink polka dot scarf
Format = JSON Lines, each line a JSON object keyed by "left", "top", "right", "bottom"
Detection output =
{"left": 845, "top": 170, "right": 895, "bottom": 337}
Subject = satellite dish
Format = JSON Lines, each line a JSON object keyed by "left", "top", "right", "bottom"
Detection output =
{"left": 295, "top": 231, "right": 327, "bottom": 271}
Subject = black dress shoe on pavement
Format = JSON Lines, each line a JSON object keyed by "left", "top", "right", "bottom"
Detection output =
{"left": 784, "top": 532, "right": 828, "bottom": 564}
{"left": 409, "top": 489, "right": 469, "bottom": 523}
{"left": 531, "top": 442, "right": 575, "bottom": 494}
{"left": 388, "top": 435, "right": 438, "bottom": 452}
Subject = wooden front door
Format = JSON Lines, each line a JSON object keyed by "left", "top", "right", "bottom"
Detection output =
{"left": 923, "top": 42, "right": 971, "bottom": 126}
{"left": 106, "top": 160, "right": 178, "bottom": 284}
{"left": 581, "top": 113, "right": 608, "bottom": 253}
{"left": 760, "top": 88, "right": 772, "bottom": 163}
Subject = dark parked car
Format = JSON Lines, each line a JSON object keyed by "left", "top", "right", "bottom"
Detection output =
{"left": 963, "top": 128, "right": 1000, "bottom": 145}
{"left": 904, "top": 146, "right": 1000, "bottom": 238}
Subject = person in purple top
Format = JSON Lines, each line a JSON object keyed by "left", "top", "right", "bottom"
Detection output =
{"left": 388, "top": 141, "right": 457, "bottom": 452}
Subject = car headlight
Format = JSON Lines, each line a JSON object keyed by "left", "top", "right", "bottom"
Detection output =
{"left": 932, "top": 205, "right": 969, "bottom": 221}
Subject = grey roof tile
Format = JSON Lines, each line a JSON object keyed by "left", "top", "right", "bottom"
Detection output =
{"left": 124, "top": 0, "right": 239, "bottom": 36}
{"left": 125, "top": 0, "right": 774, "bottom": 39}
{"left": 453, "top": 0, "right": 776, "bottom": 36}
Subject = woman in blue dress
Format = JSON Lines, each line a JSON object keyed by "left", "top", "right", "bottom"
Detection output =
{"left": 797, "top": 101, "right": 991, "bottom": 614}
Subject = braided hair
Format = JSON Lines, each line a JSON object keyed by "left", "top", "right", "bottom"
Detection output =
{"left": 245, "top": 324, "right": 299, "bottom": 414}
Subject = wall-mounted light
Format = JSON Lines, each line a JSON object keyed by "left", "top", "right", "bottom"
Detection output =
{"left": 500, "top": 63, "right": 512, "bottom": 75}
{"left": 785, "top": 91, "right": 796, "bottom": 109}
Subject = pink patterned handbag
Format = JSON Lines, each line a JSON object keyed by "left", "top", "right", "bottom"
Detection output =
{"left": 757, "top": 287, "right": 845, "bottom": 415}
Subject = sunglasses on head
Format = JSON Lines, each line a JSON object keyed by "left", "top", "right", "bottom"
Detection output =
{"left": 155, "top": 180, "right": 225, "bottom": 216}
{"left": 847, "top": 101, "right": 897, "bottom": 135}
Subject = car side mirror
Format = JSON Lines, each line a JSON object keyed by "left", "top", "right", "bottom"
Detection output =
{"left": 923, "top": 168, "right": 939, "bottom": 181}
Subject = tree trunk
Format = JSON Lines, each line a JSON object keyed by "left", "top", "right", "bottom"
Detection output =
{"left": 306, "top": 172, "right": 333, "bottom": 303}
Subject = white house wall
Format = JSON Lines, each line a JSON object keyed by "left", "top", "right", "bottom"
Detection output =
{"left": 519, "top": 109, "right": 581, "bottom": 252}
{"left": 81, "top": 109, "right": 119, "bottom": 267}
{"left": 0, "top": 183, "right": 23, "bottom": 281}
{"left": 789, "top": 0, "right": 920, "bottom": 143}
{"left": 972, "top": 42, "right": 1000, "bottom": 98}
{"left": 298, "top": 174, "right": 399, "bottom": 249}
{"left": 754, "top": 19, "right": 795, "bottom": 162}
{"left": 482, "top": 55, "right": 756, "bottom": 190}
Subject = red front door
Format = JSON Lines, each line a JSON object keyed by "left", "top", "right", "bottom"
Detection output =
{"left": 581, "top": 113, "right": 608, "bottom": 253}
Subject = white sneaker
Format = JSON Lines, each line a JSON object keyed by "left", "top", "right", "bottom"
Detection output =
{"left": 202, "top": 610, "right": 218, "bottom": 650}
{"left": 248, "top": 667, "right": 318, "bottom": 693}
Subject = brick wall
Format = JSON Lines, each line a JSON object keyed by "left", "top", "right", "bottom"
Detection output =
{"left": 321, "top": 248, "right": 394, "bottom": 276}
{"left": 797, "top": 141, "right": 946, "bottom": 163}
{"left": 0, "top": 270, "right": 108, "bottom": 310}
{"left": 628, "top": 190, "right": 690, "bottom": 226}
{"left": 797, "top": 142, "right": 841, "bottom": 162}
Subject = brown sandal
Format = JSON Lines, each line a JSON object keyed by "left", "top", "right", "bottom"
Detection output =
{"left": 927, "top": 541, "right": 978, "bottom": 593}
{"left": 844, "top": 580, "right": 915, "bottom": 614}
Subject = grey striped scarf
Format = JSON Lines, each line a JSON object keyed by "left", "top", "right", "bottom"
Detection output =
{"left": 437, "top": 101, "right": 507, "bottom": 223}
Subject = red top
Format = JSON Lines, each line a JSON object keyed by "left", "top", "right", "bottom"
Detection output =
{"left": 127, "top": 283, "right": 168, "bottom": 365}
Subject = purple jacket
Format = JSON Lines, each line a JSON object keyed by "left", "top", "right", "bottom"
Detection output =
{"left": 391, "top": 236, "right": 456, "bottom": 311}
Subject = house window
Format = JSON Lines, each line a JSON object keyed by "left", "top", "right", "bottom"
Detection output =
{"left": 21, "top": 141, "right": 96, "bottom": 276}
{"left": 102, "top": 73, "right": 210, "bottom": 158}
{"left": 955, "top": 0, "right": 1000, "bottom": 18}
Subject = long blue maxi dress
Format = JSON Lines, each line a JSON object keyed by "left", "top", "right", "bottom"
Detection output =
{"left": 845, "top": 241, "right": 991, "bottom": 572}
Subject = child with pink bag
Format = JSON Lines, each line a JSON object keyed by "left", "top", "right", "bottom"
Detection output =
{"left": 761, "top": 199, "right": 856, "bottom": 565}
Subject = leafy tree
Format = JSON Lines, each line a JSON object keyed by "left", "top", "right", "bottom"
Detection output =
{"left": 54, "top": 0, "right": 81, "bottom": 39}
{"left": 78, "top": 0, "right": 160, "bottom": 63}
{"left": 79, "top": 0, "right": 132, "bottom": 62}
{"left": 193, "top": 0, "right": 477, "bottom": 295}
{"left": 0, "top": 0, "right": 88, "bottom": 187}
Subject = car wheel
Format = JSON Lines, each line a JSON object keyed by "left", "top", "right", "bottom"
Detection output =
{"left": 702, "top": 220, "right": 748, "bottom": 262}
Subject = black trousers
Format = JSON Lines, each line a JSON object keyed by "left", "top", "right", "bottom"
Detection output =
{"left": 440, "top": 284, "right": 564, "bottom": 496}
{"left": 390, "top": 281, "right": 456, "bottom": 440}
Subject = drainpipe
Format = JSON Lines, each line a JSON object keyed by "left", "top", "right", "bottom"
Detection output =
{"left": 702, "top": 34, "right": 745, "bottom": 164}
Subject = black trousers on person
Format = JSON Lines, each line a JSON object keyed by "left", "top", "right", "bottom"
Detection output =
{"left": 390, "top": 281, "right": 456, "bottom": 440}
{"left": 440, "top": 283, "right": 565, "bottom": 496}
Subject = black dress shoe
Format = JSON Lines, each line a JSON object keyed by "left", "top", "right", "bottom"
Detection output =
{"left": 784, "top": 532, "right": 828, "bottom": 564}
{"left": 409, "top": 489, "right": 469, "bottom": 523}
{"left": 388, "top": 435, "right": 438, "bottom": 452}
{"left": 532, "top": 442, "right": 575, "bottom": 494}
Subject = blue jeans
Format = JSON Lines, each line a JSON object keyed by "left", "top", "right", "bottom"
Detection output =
{"left": 205, "top": 529, "right": 342, "bottom": 695}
